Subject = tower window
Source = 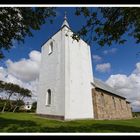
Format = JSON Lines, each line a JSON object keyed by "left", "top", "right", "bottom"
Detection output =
{"left": 48, "top": 42, "right": 53, "bottom": 55}
{"left": 46, "top": 89, "right": 51, "bottom": 106}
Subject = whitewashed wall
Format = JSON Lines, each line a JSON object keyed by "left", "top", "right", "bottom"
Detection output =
{"left": 64, "top": 27, "right": 94, "bottom": 119}
{"left": 37, "top": 28, "right": 65, "bottom": 116}
{"left": 37, "top": 25, "right": 94, "bottom": 119}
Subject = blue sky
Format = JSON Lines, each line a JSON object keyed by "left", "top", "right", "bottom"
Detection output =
{"left": 1, "top": 7, "right": 140, "bottom": 111}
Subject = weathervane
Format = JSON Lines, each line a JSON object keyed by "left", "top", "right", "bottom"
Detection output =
{"left": 64, "top": 11, "right": 67, "bottom": 20}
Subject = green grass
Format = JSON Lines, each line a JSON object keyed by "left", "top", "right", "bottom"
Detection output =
{"left": 0, "top": 112, "right": 140, "bottom": 132}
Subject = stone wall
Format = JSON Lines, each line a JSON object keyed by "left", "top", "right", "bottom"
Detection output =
{"left": 92, "top": 88, "right": 132, "bottom": 120}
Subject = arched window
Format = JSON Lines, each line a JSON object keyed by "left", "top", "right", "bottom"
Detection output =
{"left": 46, "top": 89, "right": 51, "bottom": 106}
{"left": 48, "top": 42, "right": 53, "bottom": 55}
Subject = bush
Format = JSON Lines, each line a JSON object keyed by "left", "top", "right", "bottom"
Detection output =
{"left": 132, "top": 112, "right": 140, "bottom": 118}
{"left": 30, "top": 101, "right": 37, "bottom": 112}
{"left": 0, "top": 99, "right": 25, "bottom": 112}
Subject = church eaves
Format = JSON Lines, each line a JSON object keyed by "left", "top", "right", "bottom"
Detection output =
{"left": 93, "top": 78, "right": 126, "bottom": 99}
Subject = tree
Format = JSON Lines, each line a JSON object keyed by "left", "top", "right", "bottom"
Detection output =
{"left": 1, "top": 82, "right": 18, "bottom": 112}
{"left": 0, "top": 80, "right": 31, "bottom": 112}
{"left": 74, "top": 7, "right": 140, "bottom": 46}
{"left": 12, "top": 87, "right": 31, "bottom": 112}
{"left": 11, "top": 100, "right": 24, "bottom": 112}
{"left": 0, "top": 7, "right": 56, "bottom": 59}
{"left": 0, "top": 81, "right": 4, "bottom": 92}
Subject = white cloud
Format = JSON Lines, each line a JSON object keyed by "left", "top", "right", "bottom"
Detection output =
{"left": 106, "top": 62, "right": 140, "bottom": 112}
{"left": 133, "top": 62, "right": 140, "bottom": 75}
{"left": 0, "top": 67, "right": 7, "bottom": 81}
{"left": 96, "top": 63, "right": 111, "bottom": 73}
{"left": 103, "top": 48, "right": 117, "bottom": 55}
{"left": 92, "top": 55, "right": 102, "bottom": 62}
{"left": 131, "top": 100, "right": 140, "bottom": 112}
{"left": 29, "top": 50, "right": 41, "bottom": 63}
{"left": 0, "top": 50, "right": 41, "bottom": 102}
{"left": 6, "top": 50, "right": 41, "bottom": 82}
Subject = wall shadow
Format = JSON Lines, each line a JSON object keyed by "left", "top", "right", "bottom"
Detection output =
{"left": 41, "top": 123, "right": 140, "bottom": 132}
{"left": 0, "top": 117, "right": 40, "bottom": 132}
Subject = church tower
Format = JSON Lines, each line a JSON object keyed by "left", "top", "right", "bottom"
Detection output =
{"left": 37, "top": 14, "right": 94, "bottom": 120}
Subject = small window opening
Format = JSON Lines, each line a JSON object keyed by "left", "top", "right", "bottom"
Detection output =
{"left": 120, "top": 99, "right": 123, "bottom": 109}
{"left": 46, "top": 89, "right": 51, "bottom": 106}
{"left": 101, "top": 93, "right": 105, "bottom": 106}
{"left": 48, "top": 42, "right": 53, "bottom": 55}
{"left": 112, "top": 97, "right": 116, "bottom": 109}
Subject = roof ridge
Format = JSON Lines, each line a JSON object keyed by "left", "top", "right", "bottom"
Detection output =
{"left": 94, "top": 78, "right": 126, "bottom": 99}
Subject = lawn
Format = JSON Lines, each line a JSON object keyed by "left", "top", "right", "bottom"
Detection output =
{"left": 0, "top": 112, "right": 140, "bottom": 132}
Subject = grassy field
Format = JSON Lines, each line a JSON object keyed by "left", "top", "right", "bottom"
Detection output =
{"left": 0, "top": 112, "right": 140, "bottom": 133}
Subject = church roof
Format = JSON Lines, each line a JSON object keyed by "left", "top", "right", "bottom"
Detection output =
{"left": 93, "top": 78, "right": 126, "bottom": 99}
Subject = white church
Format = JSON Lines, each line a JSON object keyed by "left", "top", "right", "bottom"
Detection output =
{"left": 37, "top": 15, "right": 132, "bottom": 120}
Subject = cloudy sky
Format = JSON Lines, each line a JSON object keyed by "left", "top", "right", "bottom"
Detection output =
{"left": 0, "top": 7, "right": 140, "bottom": 111}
